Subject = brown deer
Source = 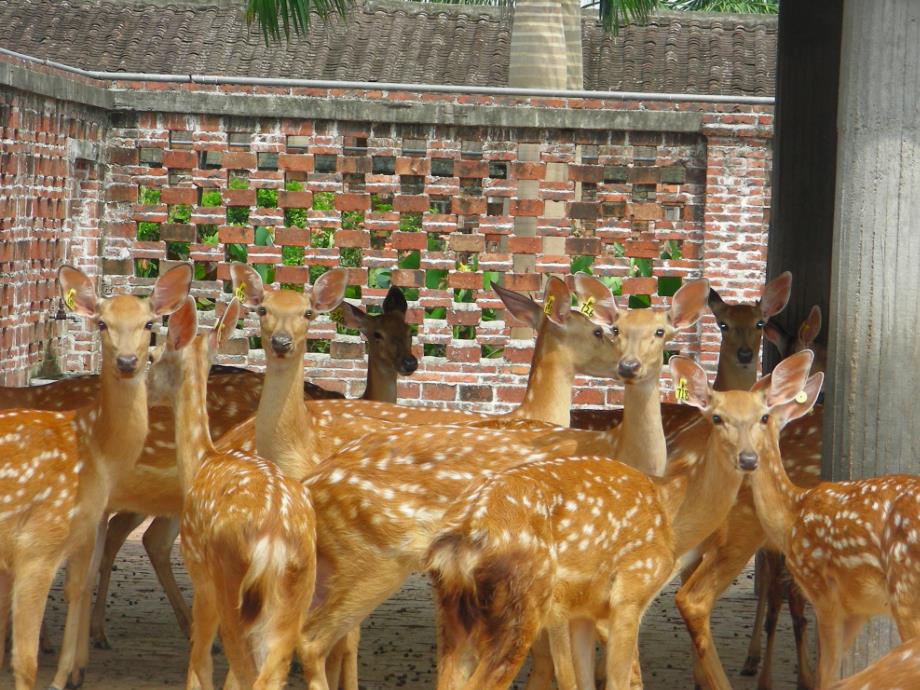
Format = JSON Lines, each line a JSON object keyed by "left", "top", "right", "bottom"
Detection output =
{"left": 146, "top": 296, "right": 316, "bottom": 690}
{"left": 746, "top": 371, "right": 920, "bottom": 687}
{"left": 426, "top": 351, "right": 818, "bottom": 690}
{"left": 0, "top": 264, "right": 190, "bottom": 690}
{"left": 87, "top": 286, "right": 416, "bottom": 649}
{"left": 828, "top": 635, "right": 920, "bottom": 690}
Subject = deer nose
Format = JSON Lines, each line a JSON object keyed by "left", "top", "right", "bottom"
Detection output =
{"left": 738, "top": 451, "right": 759, "bottom": 471}
{"left": 737, "top": 347, "right": 754, "bottom": 364}
{"left": 401, "top": 356, "right": 418, "bottom": 374}
{"left": 270, "top": 333, "right": 293, "bottom": 355}
{"left": 116, "top": 354, "right": 139, "bottom": 374}
{"left": 618, "top": 359, "right": 641, "bottom": 380}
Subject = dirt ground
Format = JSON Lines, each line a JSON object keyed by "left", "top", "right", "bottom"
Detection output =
{"left": 32, "top": 521, "right": 814, "bottom": 689}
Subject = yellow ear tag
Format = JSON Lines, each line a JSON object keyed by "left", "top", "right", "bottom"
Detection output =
{"left": 794, "top": 390, "right": 808, "bottom": 404}
{"left": 64, "top": 288, "right": 77, "bottom": 311}
{"left": 675, "top": 378, "right": 690, "bottom": 402}
{"left": 580, "top": 296, "right": 596, "bottom": 318}
{"left": 234, "top": 281, "right": 246, "bottom": 303}
{"left": 543, "top": 294, "right": 555, "bottom": 316}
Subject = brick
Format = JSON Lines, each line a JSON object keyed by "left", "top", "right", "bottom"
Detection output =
{"left": 278, "top": 190, "right": 313, "bottom": 209}
{"left": 391, "top": 269, "right": 424, "bottom": 288}
{"left": 160, "top": 187, "right": 198, "bottom": 205}
{"left": 447, "top": 308, "right": 481, "bottom": 326}
{"left": 448, "top": 272, "right": 482, "bottom": 290}
{"left": 629, "top": 167, "right": 660, "bottom": 184}
{"left": 423, "top": 383, "right": 456, "bottom": 401}
{"left": 106, "top": 184, "right": 137, "bottom": 202}
{"left": 448, "top": 344, "right": 480, "bottom": 363}
{"left": 630, "top": 203, "right": 664, "bottom": 221}
{"left": 393, "top": 195, "right": 430, "bottom": 213}
{"left": 497, "top": 386, "right": 526, "bottom": 403}
{"left": 601, "top": 202, "right": 626, "bottom": 217}
{"left": 660, "top": 165, "right": 686, "bottom": 184}
{"left": 624, "top": 240, "right": 660, "bottom": 258}
{"left": 572, "top": 387, "right": 605, "bottom": 405}
{"left": 622, "top": 277, "right": 657, "bottom": 295}
{"left": 569, "top": 202, "right": 599, "bottom": 220}
{"left": 503, "top": 272, "right": 541, "bottom": 293}
{"left": 565, "top": 237, "right": 602, "bottom": 256}
{"left": 223, "top": 189, "right": 256, "bottom": 207}
{"left": 102, "top": 258, "right": 133, "bottom": 275}
{"left": 391, "top": 232, "right": 427, "bottom": 250}
{"left": 278, "top": 153, "right": 314, "bottom": 172}
{"left": 160, "top": 223, "right": 196, "bottom": 242}
{"left": 459, "top": 384, "right": 492, "bottom": 402}
{"left": 218, "top": 226, "right": 253, "bottom": 244}
{"left": 334, "top": 230, "right": 370, "bottom": 248}
{"left": 331, "top": 341, "right": 366, "bottom": 359}
{"left": 511, "top": 162, "right": 545, "bottom": 180}
{"left": 338, "top": 156, "right": 371, "bottom": 174}
{"left": 452, "top": 197, "right": 486, "bottom": 216}
{"left": 507, "top": 236, "right": 542, "bottom": 254}
{"left": 275, "top": 265, "right": 308, "bottom": 284}
{"left": 568, "top": 165, "right": 605, "bottom": 183}
{"left": 509, "top": 199, "right": 543, "bottom": 217}
{"left": 335, "top": 193, "right": 371, "bottom": 212}
{"left": 163, "top": 150, "right": 197, "bottom": 169}
{"left": 221, "top": 152, "right": 257, "bottom": 169}
{"left": 109, "top": 147, "right": 138, "bottom": 166}
{"left": 448, "top": 233, "right": 485, "bottom": 253}
{"left": 395, "top": 157, "right": 430, "bottom": 176}
{"left": 454, "top": 160, "right": 488, "bottom": 178}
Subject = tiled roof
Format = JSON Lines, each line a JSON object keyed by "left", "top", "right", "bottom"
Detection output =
{"left": 0, "top": 0, "right": 777, "bottom": 96}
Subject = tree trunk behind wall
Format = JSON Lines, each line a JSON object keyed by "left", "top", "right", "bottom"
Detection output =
{"left": 824, "top": 0, "right": 920, "bottom": 675}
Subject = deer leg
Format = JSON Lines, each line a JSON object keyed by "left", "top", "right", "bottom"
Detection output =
{"left": 813, "top": 604, "right": 845, "bottom": 688}
{"left": 569, "top": 618, "right": 597, "bottom": 690}
{"left": 524, "top": 631, "right": 554, "bottom": 690}
{"left": 460, "top": 608, "right": 542, "bottom": 690}
{"left": 605, "top": 584, "right": 650, "bottom": 690}
{"left": 756, "top": 553, "right": 785, "bottom": 690}
{"left": 142, "top": 516, "right": 191, "bottom": 638}
{"left": 11, "top": 559, "right": 58, "bottom": 690}
{"left": 0, "top": 570, "right": 10, "bottom": 669}
{"left": 546, "top": 616, "right": 577, "bottom": 690}
{"left": 215, "top": 587, "right": 258, "bottom": 689}
{"left": 788, "top": 582, "right": 814, "bottom": 690}
{"left": 338, "top": 627, "right": 360, "bottom": 690}
{"left": 434, "top": 589, "right": 475, "bottom": 690}
{"left": 741, "top": 550, "right": 770, "bottom": 676}
{"left": 186, "top": 579, "right": 219, "bottom": 690}
{"left": 91, "top": 511, "right": 145, "bottom": 649}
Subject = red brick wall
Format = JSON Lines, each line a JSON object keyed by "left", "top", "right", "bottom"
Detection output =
{"left": 0, "top": 57, "right": 774, "bottom": 411}
{"left": 0, "top": 86, "right": 106, "bottom": 384}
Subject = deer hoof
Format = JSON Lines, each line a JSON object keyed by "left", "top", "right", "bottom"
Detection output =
{"left": 64, "top": 668, "right": 85, "bottom": 689}
{"left": 741, "top": 656, "right": 760, "bottom": 676}
{"left": 92, "top": 636, "right": 112, "bottom": 650}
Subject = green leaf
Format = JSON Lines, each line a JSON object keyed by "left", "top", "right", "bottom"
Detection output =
{"left": 254, "top": 226, "right": 274, "bottom": 246}
{"left": 201, "top": 190, "right": 222, "bottom": 208}
{"left": 398, "top": 251, "right": 420, "bottom": 270}
{"left": 570, "top": 255, "right": 595, "bottom": 275}
{"left": 256, "top": 188, "right": 278, "bottom": 208}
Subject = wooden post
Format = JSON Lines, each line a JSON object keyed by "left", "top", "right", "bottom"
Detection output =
{"left": 824, "top": 0, "right": 920, "bottom": 675}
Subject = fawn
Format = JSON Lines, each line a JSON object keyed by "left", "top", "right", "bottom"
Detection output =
{"left": 828, "top": 635, "right": 920, "bottom": 690}
{"left": 147, "top": 296, "right": 316, "bottom": 690}
{"left": 426, "top": 350, "right": 818, "bottom": 690}
{"left": 0, "top": 264, "right": 190, "bottom": 690}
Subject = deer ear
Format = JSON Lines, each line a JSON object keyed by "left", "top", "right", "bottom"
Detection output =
{"left": 58, "top": 265, "right": 98, "bottom": 318}
{"left": 669, "top": 279, "right": 710, "bottom": 330}
{"left": 765, "top": 349, "right": 814, "bottom": 407}
{"left": 311, "top": 269, "right": 348, "bottom": 313}
{"left": 668, "top": 356, "right": 711, "bottom": 410}
{"left": 572, "top": 273, "right": 618, "bottom": 327}
{"left": 798, "top": 305, "right": 822, "bottom": 346}
{"left": 771, "top": 372, "right": 823, "bottom": 427}
{"left": 383, "top": 286, "right": 408, "bottom": 315}
{"left": 760, "top": 271, "right": 792, "bottom": 319}
{"left": 166, "top": 296, "right": 198, "bottom": 351}
{"left": 150, "top": 264, "right": 192, "bottom": 316}
{"left": 341, "top": 302, "right": 371, "bottom": 331}
{"left": 707, "top": 287, "right": 727, "bottom": 318}
{"left": 209, "top": 298, "right": 241, "bottom": 354}
{"left": 542, "top": 276, "right": 571, "bottom": 327}
{"left": 229, "top": 263, "right": 265, "bottom": 308}
{"left": 494, "top": 283, "right": 541, "bottom": 329}
{"left": 763, "top": 320, "right": 790, "bottom": 353}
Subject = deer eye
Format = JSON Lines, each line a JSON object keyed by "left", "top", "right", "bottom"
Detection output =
{"left": 304, "top": 310, "right": 315, "bottom": 319}
{"left": 712, "top": 414, "right": 723, "bottom": 425}
{"left": 756, "top": 320, "right": 765, "bottom": 329}
{"left": 256, "top": 306, "right": 267, "bottom": 317}
{"left": 761, "top": 414, "right": 770, "bottom": 424}
{"left": 144, "top": 321, "right": 154, "bottom": 330}
{"left": 718, "top": 321, "right": 729, "bottom": 332}
{"left": 611, "top": 326, "right": 619, "bottom": 336}
{"left": 97, "top": 321, "right": 107, "bottom": 331}
{"left": 593, "top": 328, "right": 603, "bottom": 338}
{"left": 655, "top": 328, "right": 665, "bottom": 338}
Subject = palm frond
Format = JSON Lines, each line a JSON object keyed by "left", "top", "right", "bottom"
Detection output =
{"left": 596, "top": 0, "right": 661, "bottom": 34}
{"left": 246, "top": 0, "right": 355, "bottom": 43}
{"left": 662, "top": 0, "right": 778, "bottom": 13}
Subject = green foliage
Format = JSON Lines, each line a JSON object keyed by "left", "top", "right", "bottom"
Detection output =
{"left": 481, "top": 344, "right": 504, "bottom": 359}
{"left": 138, "top": 186, "right": 161, "bottom": 205}
{"left": 197, "top": 225, "right": 219, "bottom": 244}
{"left": 313, "top": 192, "right": 335, "bottom": 211}
{"left": 371, "top": 194, "right": 393, "bottom": 212}
{"left": 399, "top": 213, "right": 423, "bottom": 232}
{"left": 134, "top": 258, "right": 158, "bottom": 277}
{"left": 227, "top": 206, "right": 250, "bottom": 225}
{"left": 226, "top": 243, "right": 247, "bottom": 263}
{"left": 312, "top": 227, "right": 334, "bottom": 248}
{"left": 658, "top": 276, "right": 683, "bottom": 297}
{"left": 257, "top": 188, "right": 278, "bottom": 208}
{"left": 201, "top": 189, "right": 222, "bottom": 207}
{"left": 285, "top": 206, "right": 307, "bottom": 228}
{"left": 310, "top": 264, "right": 330, "bottom": 283}
{"left": 570, "top": 255, "right": 595, "bottom": 275}
{"left": 423, "top": 343, "right": 446, "bottom": 358}
{"left": 663, "top": 0, "right": 777, "bottom": 12}
{"left": 137, "top": 222, "right": 160, "bottom": 241}
{"left": 167, "top": 204, "right": 192, "bottom": 224}
{"left": 282, "top": 245, "right": 305, "bottom": 265}
{"left": 660, "top": 239, "right": 683, "bottom": 260}
{"left": 254, "top": 226, "right": 274, "bottom": 246}
{"left": 339, "top": 247, "right": 362, "bottom": 268}
{"left": 285, "top": 180, "right": 304, "bottom": 192}
{"left": 369, "top": 268, "right": 391, "bottom": 289}
{"left": 166, "top": 242, "right": 189, "bottom": 261}
{"left": 229, "top": 176, "right": 250, "bottom": 190}
{"left": 342, "top": 211, "right": 363, "bottom": 230}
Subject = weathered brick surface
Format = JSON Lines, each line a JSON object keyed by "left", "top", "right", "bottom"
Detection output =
{"left": 0, "top": 54, "right": 775, "bottom": 411}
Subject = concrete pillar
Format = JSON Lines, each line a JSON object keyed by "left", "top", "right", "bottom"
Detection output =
{"left": 824, "top": 0, "right": 920, "bottom": 674}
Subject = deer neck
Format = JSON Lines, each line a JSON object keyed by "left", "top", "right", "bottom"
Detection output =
{"left": 749, "top": 438, "right": 805, "bottom": 553}
{"left": 614, "top": 375, "right": 667, "bottom": 476}
{"left": 83, "top": 363, "right": 150, "bottom": 493}
{"left": 714, "top": 351, "right": 757, "bottom": 392}
{"left": 255, "top": 349, "right": 313, "bottom": 479}
{"left": 656, "top": 437, "right": 747, "bottom": 558}
{"left": 362, "top": 357, "right": 398, "bottom": 403}
{"left": 509, "top": 326, "right": 573, "bottom": 427}
{"left": 172, "top": 352, "right": 215, "bottom": 495}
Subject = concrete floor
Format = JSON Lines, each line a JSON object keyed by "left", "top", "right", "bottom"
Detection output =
{"left": 30, "top": 522, "right": 814, "bottom": 689}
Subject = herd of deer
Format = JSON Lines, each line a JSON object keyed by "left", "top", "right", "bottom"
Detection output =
{"left": 0, "top": 261, "right": 917, "bottom": 690}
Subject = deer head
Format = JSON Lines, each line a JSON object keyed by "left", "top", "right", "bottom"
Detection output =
{"left": 341, "top": 286, "right": 417, "bottom": 376}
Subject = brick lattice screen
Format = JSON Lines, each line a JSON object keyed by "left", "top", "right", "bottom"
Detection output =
{"left": 0, "top": 54, "right": 774, "bottom": 411}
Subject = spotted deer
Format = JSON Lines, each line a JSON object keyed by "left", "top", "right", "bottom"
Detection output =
{"left": 827, "top": 635, "right": 920, "bottom": 690}
{"left": 745, "top": 372, "right": 920, "bottom": 687}
{"left": 88, "top": 286, "right": 417, "bottom": 650}
{"left": 145, "top": 296, "right": 316, "bottom": 690}
{"left": 0, "top": 264, "right": 190, "bottom": 690}
{"left": 425, "top": 351, "right": 818, "bottom": 690}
